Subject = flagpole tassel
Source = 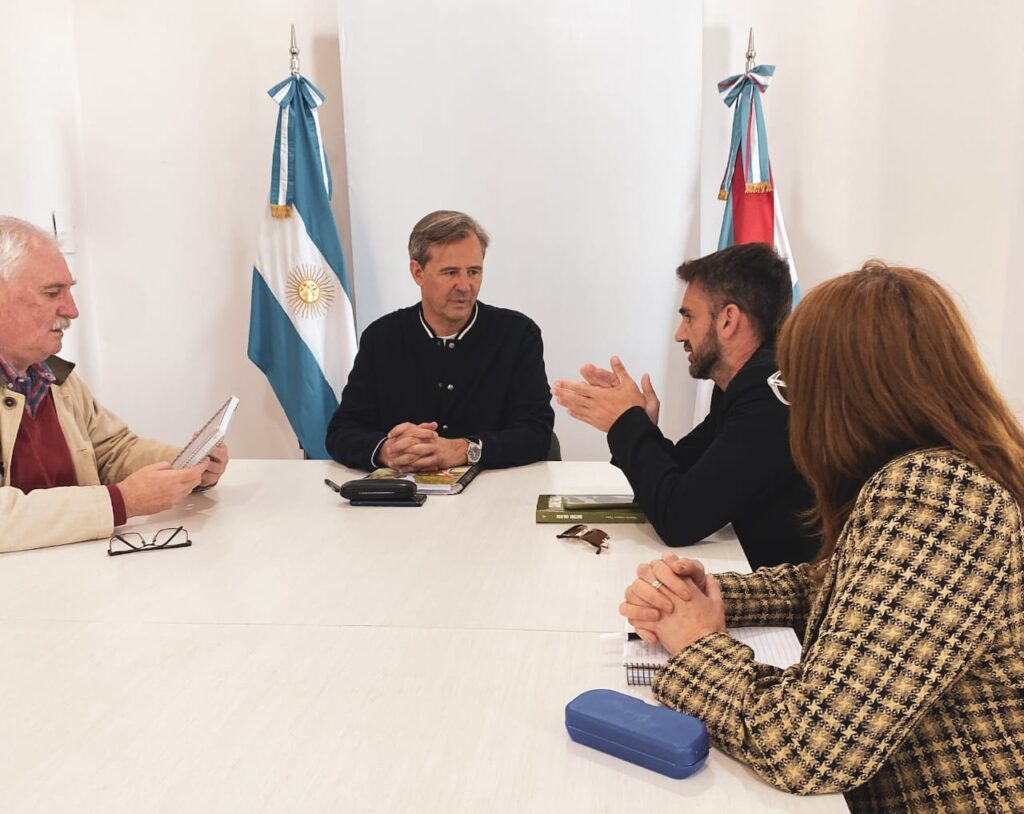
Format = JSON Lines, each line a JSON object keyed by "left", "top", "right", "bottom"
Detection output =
{"left": 270, "top": 205, "right": 293, "bottom": 219}
{"left": 744, "top": 181, "right": 773, "bottom": 194}
{"left": 718, "top": 189, "right": 730, "bottom": 201}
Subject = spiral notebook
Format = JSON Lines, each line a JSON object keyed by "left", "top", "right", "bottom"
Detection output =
{"left": 624, "top": 626, "right": 802, "bottom": 686}
{"left": 171, "top": 396, "right": 239, "bottom": 469}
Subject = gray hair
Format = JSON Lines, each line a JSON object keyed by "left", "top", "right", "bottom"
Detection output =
{"left": 0, "top": 217, "right": 58, "bottom": 282}
{"left": 408, "top": 210, "right": 490, "bottom": 267}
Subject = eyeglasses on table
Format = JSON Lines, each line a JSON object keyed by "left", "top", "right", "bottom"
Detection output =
{"left": 108, "top": 526, "right": 192, "bottom": 556}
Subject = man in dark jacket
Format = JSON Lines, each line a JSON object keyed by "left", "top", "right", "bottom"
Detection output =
{"left": 552, "top": 243, "right": 816, "bottom": 569}
{"left": 326, "top": 210, "right": 554, "bottom": 472}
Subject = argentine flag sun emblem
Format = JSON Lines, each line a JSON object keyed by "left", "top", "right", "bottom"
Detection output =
{"left": 287, "top": 264, "right": 336, "bottom": 318}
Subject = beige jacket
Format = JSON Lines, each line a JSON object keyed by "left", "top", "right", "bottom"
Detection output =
{"left": 0, "top": 357, "right": 178, "bottom": 552}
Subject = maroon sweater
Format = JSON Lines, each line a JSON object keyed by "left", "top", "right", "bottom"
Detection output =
{"left": 9, "top": 391, "right": 126, "bottom": 525}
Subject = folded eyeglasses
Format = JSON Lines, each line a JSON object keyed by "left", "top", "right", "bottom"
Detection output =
{"left": 108, "top": 526, "right": 192, "bottom": 556}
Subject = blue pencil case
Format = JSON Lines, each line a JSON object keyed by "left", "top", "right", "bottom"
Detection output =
{"left": 565, "top": 689, "right": 709, "bottom": 779}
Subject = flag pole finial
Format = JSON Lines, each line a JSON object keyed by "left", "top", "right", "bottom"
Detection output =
{"left": 745, "top": 28, "right": 756, "bottom": 72}
{"left": 290, "top": 24, "right": 300, "bottom": 75}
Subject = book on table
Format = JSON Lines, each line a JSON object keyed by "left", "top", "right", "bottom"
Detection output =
{"left": 367, "top": 464, "right": 480, "bottom": 495}
{"left": 536, "top": 494, "right": 646, "bottom": 524}
{"left": 624, "top": 626, "right": 802, "bottom": 685}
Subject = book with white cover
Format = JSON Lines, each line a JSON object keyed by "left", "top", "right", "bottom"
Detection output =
{"left": 171, "top": 396, "right": 239, "bottom": 469}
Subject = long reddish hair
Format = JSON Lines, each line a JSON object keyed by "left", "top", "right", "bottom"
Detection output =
{"left": 777, "top": 261, "right": 1024, "bottom": 561}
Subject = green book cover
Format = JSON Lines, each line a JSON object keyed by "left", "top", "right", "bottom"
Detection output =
{"left": 535, "top": 494, "right": 647, "bottom": 524}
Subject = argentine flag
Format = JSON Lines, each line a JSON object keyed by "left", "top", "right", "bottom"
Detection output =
{"left": 248, "top": 74, "right": 357, "bottom": 459}
{"left": 715, "top": 64, "right": 800, "bottom": 304}
{"left": 693, "top": 63, "right": 799, "bottom": 427}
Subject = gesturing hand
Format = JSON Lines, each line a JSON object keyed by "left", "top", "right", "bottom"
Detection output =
{"left": 552, "top": 357, "right": 647, "bottom": 432}
{"left": 579, "top": 363, "right": 619, "bottom": 388}
{"left": 579, "top": 360, "right": 661, "bottom": 425}
{"left": 637, "top": 372, "right": 660, "bottom": 426}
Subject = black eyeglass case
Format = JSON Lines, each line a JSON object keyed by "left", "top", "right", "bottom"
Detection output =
{"left": 565, "top": 689, "right": 709, "bottom": 779}
{"left": 338, "top": 478, "right": 423, "bottom": 506}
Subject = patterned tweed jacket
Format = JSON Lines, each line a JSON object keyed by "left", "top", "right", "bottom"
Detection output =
{"left": 652, "top": 449, "right": 1024, "bottom": 813}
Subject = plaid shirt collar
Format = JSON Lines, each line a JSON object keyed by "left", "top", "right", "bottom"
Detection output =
{"left": 0, "top": 355, "right": 56, "bottom": 419}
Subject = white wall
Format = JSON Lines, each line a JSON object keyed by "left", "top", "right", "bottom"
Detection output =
{"left": 338, "top": 0, "right": 704, "bottom": 461}
{"left": 5, "top": 1, "right": 1024, "bottom": 461}
{"left": 0, "top": 0, "right": 100, "bottom": 377}
{"left": 68, "top": 0, "right": 354, "bottom": 458}
{"left": 2, "top": 0, "right": 350, "bottom": 459}
{"left": 702, "top": 0, "right": 1024, "bottom": 414}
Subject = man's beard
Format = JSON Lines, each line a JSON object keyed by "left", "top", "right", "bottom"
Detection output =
{"left": 687, "top": 326, "right": 721, "bottom": 380}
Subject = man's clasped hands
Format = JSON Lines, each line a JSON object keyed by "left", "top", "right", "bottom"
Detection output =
{"left": 378, "top": 422, "right": 469, "bottom": 473}
{"left": 620, "top": 552, "right": 728, "bottom": 656}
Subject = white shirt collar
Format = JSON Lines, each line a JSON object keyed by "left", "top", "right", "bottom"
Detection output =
{"left": 418, "top": 303, "right": 479, "bottom": 342}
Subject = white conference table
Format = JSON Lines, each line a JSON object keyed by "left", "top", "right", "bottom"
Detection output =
{"left": 0, "top": 460, "right": 848, "bottom": 813}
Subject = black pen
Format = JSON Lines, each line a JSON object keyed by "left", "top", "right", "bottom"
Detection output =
{"left": 324, "top": 478, "right": 343, "bottom": 494}
{"left": 601, "top": 631, "right": 642, "bottom": 641}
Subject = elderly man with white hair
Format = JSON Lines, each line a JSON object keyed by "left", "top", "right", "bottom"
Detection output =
{"left": 0, "top": 216, "right": 228, "bottom": 552}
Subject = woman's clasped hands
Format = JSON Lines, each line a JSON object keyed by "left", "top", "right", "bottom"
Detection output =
{"left": 618, "top": 553, "right": 727, "bottom": 656}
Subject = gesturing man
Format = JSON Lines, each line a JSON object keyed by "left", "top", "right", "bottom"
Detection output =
{"left": 326, "top": 210, "right": 554, "bottom": 472}
{"left": 0, "top": 216, "right": 228, "bottom": 552}
{"left": 552, "top": 243, "right": 816, "bottom": 569}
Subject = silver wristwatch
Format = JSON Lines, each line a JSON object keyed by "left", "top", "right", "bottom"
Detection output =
{"left": 466, "top": 438, "right": 483, "bottom": 464}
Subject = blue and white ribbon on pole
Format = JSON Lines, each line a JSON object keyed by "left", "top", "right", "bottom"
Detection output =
{"left": 717, "top": 64, "right": 775, "bottom": 203}
{"left": 248, "top": 74, "right": 357, "bottom": 459}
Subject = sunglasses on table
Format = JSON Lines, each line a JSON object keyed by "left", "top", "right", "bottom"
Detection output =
{"left": 557, "top": 524, "right": 610, "bottom": 554}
